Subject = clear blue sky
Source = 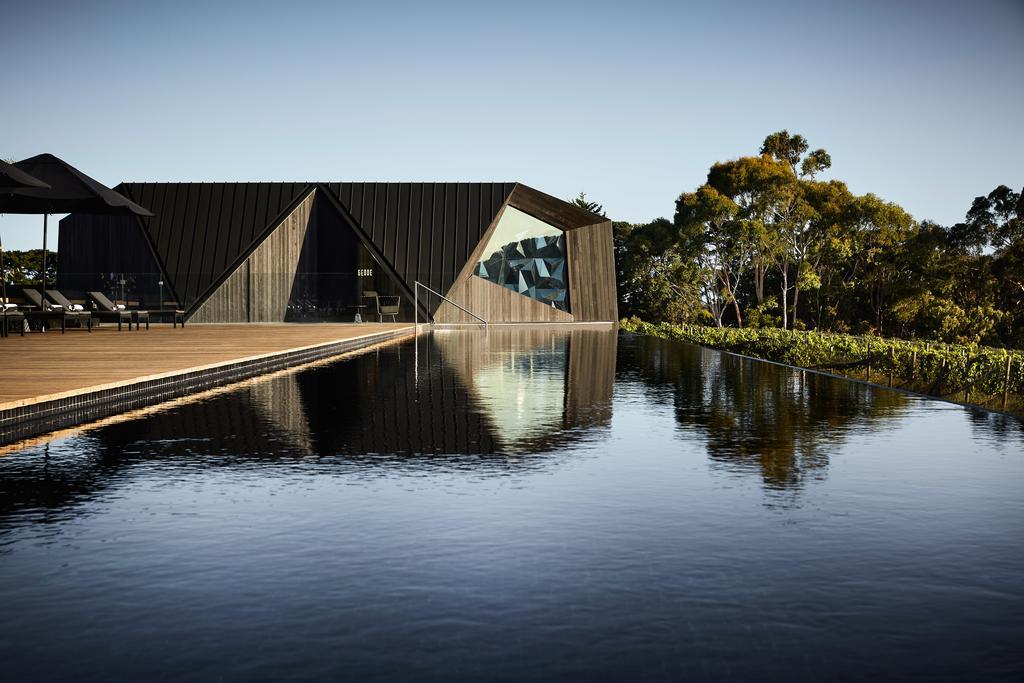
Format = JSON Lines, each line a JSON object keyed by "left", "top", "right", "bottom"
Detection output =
{"left": 2, "top": 0, "right": 1022, "bottom": 249}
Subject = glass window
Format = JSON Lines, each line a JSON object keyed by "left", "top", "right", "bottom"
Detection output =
{"left": 285, "top": 198, "right": 410, "bottom": 322}
{"left": 474, "top": 206, "right": 570, "bottom": 312}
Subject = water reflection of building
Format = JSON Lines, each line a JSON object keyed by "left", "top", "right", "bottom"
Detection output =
{"left": 279, "top": 327, "right": 616, "bottom": 454}
{"left": 0, "top": 329, "right": 617, "bottom": 525}
{"left": 430, "top": 327, "right": 616, "bottom": 452}
{"left": 221, "top": 327, "right": 616, "bottom": 456}
{"left": 623, "top": 334, "right": 909, "bottom": 494}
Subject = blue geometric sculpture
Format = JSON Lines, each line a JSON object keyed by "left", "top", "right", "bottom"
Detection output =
{"left": 476, "top": 234, "right": 570, "bottom": 311}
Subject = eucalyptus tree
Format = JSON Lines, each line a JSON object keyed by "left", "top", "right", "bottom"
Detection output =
{"left": 791, "top": 179, "right": 854, "bottom": 329}
{"left": 707, "top": 153, "right": 813, "bottom": 329}
{"left": 849, "top": 193, "right": 917, "bottom": 334}
{"left": 760, "top": 130, "right": 808, "bottom": 174}
{"left": 964, "top": 185, "right": 1023, "bottom": 251}
{"left": 705, "top": 155, "right": 791, "bottom": 311}
{"left": 675, "top": 185, "right": 751, "bottom": 327}
{"left": 626, "top": 131, "right": 1022, "bottom": 347}
{"left": 618, "top": 218, "right": 703, "bottom": 323}
{"left": 759, "top": 132, "right": 836, "bottom": 329}
{"left": 735, "top": 131, "right": 837, "bottom": 329}
{"left": 759, "top": 130, "right": 831, "bottom": 180}
{"left": 957, "top": 185, "right": 1024, "bottom": 344}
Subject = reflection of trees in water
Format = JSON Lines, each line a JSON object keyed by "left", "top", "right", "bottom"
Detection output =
{"left": 0, "top": 329, "right": 618, "bottom": 528}
{"left": 963, "top": 408, "right": 1024, "bottom": 442}
{"left": 622, "top": 335, "right": 909, "bottom": 496}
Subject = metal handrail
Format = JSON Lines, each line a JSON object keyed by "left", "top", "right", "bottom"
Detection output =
{"left": 414, "top": 281, "right": 487, "bottom": 327}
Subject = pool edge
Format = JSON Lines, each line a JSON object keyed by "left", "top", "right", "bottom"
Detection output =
{"left": 0, "top": 326, "right": 416, "bottom": 446}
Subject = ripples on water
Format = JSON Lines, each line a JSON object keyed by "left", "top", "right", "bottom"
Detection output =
{"left": 1, "top": 329, "right": 1022, "bottom": 681}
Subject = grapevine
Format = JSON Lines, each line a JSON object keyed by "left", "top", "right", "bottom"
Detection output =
{"left": 620, "top": 317, "right": 1024, "bottom": 415}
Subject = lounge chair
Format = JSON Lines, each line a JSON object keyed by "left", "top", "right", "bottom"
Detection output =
{"left": 1, "top": 305, "right": 25, "bottom": 337}
{"left": 87, "top": 291, "right": 149, "bottom": 331}
{"left": 21, "top": 288, "right": 93, "bottom": 333}
{"left": 47, "top": 289, "right": 117, "bottom": 331}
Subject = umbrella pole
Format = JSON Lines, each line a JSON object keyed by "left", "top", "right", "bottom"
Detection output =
{"left": 0, "top": 228, "right": 6, "bottom": 307}
{"left": 40, "top": 213, "right": 47, "bottom": 308}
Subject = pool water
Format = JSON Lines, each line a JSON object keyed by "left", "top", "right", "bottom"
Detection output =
{"left": 1, "top": 328, "right": 1022, "bottom": 681}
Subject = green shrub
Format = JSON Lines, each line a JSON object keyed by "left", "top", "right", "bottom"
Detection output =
{"left": 620, "top": 318, "right": 1024, "bottom": 401}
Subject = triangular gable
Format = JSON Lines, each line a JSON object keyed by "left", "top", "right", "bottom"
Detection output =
{"left": 320, "top": 183, "right": 515, "bottom": 313}
{"left": 118, "top": 182, "right": 314, "bottom": 308}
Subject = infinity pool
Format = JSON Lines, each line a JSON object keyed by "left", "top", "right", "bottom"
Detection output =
{"left": 1, "top": 329, "right": 1021, "bottom": 681}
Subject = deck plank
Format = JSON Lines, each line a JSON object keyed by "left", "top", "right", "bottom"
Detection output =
{"left": 0, "top": 323, "right": 414, "bottom": 407}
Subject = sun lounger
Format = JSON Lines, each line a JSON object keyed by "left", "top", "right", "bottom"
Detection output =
{"left": 82, "top": 291, "right": 135, "bottom": 331}
{"left": 1, "top": 305, "right": 25, "bottom": 337}
{"left": 21, "top": 288, "right": 93, "bottom": 333}
{"left": 87, "top": 291, "right": 152, "bottom": 330}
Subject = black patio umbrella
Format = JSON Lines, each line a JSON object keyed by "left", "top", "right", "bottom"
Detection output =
{"left": 0, "top": 160, "right": 51, "bottom": 313}
{"left": 0, "top": 159, "right": 51, "bottom": 191}
{"left": 0, "top": 153, "right": 153, "bottom": 308}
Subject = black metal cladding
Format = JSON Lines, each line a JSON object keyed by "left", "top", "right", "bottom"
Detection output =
{"left": 75, "top": 182, "right": 516, "bottom": 314}
{"left": 318, "top": 182, "right": 516, "bottom": 314}
{"left": 113, "top": 182, "right": 312, "bottom": 308}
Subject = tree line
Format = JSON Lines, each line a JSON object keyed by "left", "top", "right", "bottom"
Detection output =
{"left": 611, "top": 131, "right": 1023, "bottom": 348}
{"left": 0, "top": 249, "right": 58, "bottom": 286}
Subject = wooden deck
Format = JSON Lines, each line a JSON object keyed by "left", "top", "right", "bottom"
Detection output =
{"left": 0, "top": 323, "right": 414, "bottom": 409}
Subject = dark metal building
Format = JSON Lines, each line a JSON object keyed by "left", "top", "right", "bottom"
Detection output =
{"left": 58, "top": 182, "right": 616, "bottom": 323}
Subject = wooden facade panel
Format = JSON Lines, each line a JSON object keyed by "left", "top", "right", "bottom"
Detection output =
{"left": 438, "top": 204, "right": 616, "bottom": 323}
{"left": 434, "top": 275, "right": 574, "bottom": 324}
{"left": 191, "top": 192, "right": 315, "bottom": 323}
{"left": 507, "top": 183, "right": 602, "bottom": 231}
{"left": 565, "top": 328, "right": 617, "bottom": 427}
{"left": 190, "top": 260, "right": 249, "bottom": 323}
{"left": 249, "top": 192, "right": 310, "bottom": 321}
{"left": 566, "top": 220, "right": 618, "bottom": 322}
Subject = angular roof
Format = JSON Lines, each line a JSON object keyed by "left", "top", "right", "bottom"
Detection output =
{"left": 115, "top": 182, "right": 517, "bottom": 310}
